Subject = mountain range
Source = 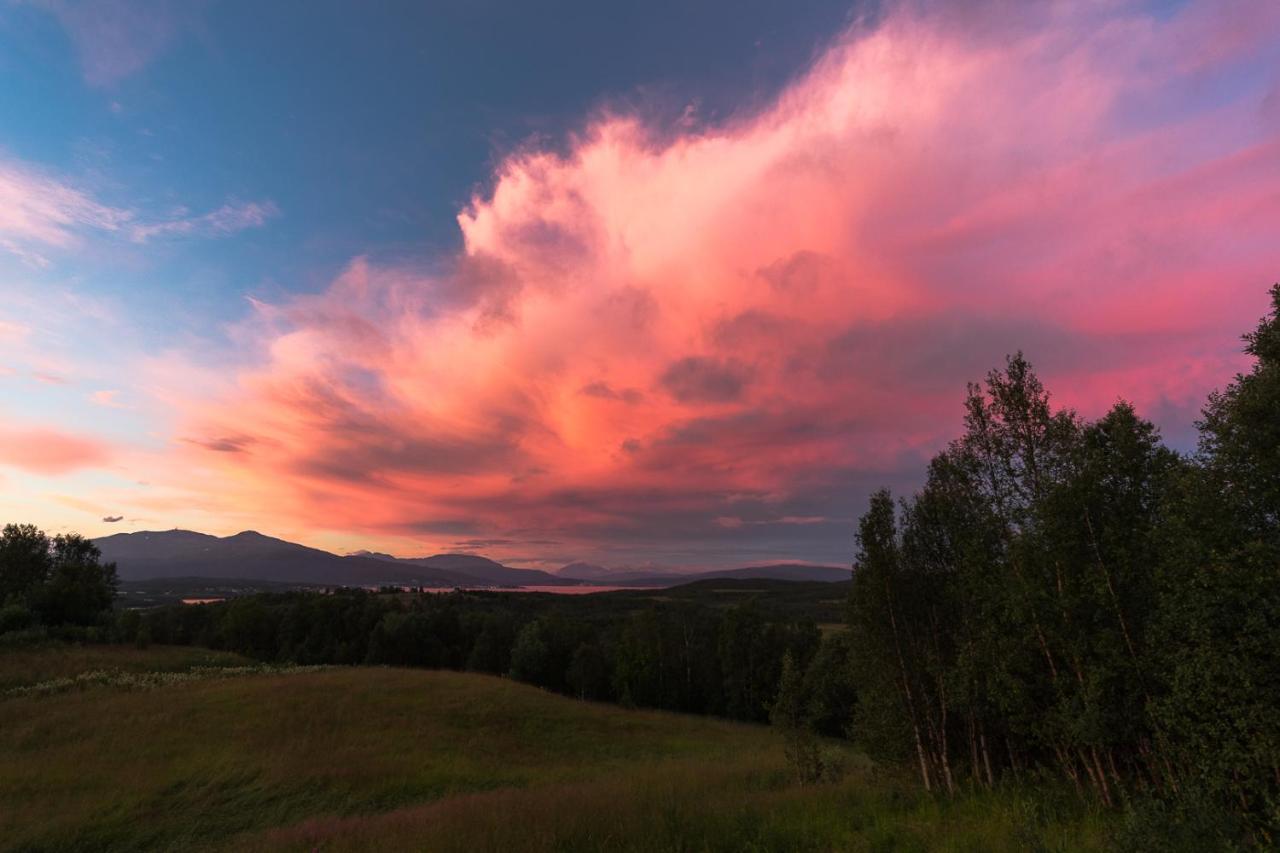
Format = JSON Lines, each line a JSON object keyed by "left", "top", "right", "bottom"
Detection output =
{"left": 94, "top": 529, "right": 848, "bottom": 589}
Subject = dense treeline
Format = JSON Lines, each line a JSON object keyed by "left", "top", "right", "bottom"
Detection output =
{"left": 0, "top": 523, "right": 848, "bottom": 727}
{"left": 111, "top": 586, "right": 835, "bottom": 725}
{"left": 847, "top": 286, "right": 1280, "bottom": 845}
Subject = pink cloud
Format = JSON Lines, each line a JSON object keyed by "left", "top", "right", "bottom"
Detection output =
{"left": 90, "top": 389, "right": 128, "bottom": 409}
{"left": 0, "top": 425, "right": 112, "bottom": 475}
{"left": 0, "top": 320, "right": 30, "bottom": 343}
{"left": 0, "top": 159, "right": 131, "bottom": 260}
{"left": 172, "top": 0, "right": 1280, "bottom": 565}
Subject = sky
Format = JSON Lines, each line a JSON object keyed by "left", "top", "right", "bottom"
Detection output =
{"left": 0, "top": 0, "right": 1277, "bottom": 570}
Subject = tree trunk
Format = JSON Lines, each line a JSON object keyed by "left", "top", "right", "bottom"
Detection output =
{"left": 1055, "top": 744, "right": 1083, "bottom": 795}
{"left": 968, "top": 714, "right": 980, "bottom": 784}
{"left": 980, "top": 727, "right": 995, "bottom": 788}
{"left": 1089, "top": 746, "right": 1114, "bottom": 807}
{"left": 936, "top": 672, "right": 956, "bottom": 795}
{"left": 885, "top": 577, "right": 932, "bottom": 793}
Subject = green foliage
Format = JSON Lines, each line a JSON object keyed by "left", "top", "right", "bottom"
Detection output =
{"left": 846, "top": 286, "right": 1280, "bottom": 845}
{"left": 718, "top": 600, "right": 818, "bottom": 722}
{"left": 0, "top": 602, "right": 32, "bottom": 634}
{"left": 0, "top": 523, "right": 49, "bottom": 604}
{"left": 771, "top": 652, "right": 835, "bottom": 784}
{"left": 565, "top": 640, "right": 611, "bottom": 700}
{"left": 112, "top": 585, "right": 828, "bottom": 729}
{"left": 847, "top": 489, "right": 918, "bottom": 769}
{"left": 0, "top": 524, "right": 117, "bottom": 631}
{"left": 801, "top": 630, "right": 857, "bottom": 738}
{"left": 508, "top": 618, "right": 552, "bottom": 683}
{"left": 464, "top": 612, "right": 515, "bottom": 673}
{"left": 1148, "top": 284, "right": 1280, "bottom": 845}
{"left": 1110, "top": 794, "right": 1250, "bottom": 853}
{"left": 846, "top": 361, "right": 1183, "bottom": 797}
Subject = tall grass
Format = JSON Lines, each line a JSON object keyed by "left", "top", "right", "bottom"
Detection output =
{"left": 235, "top": 763, "right": 1110, "bottom": 853}
{"left": 0, "top": 645, "right": 1110, "bottom": 852}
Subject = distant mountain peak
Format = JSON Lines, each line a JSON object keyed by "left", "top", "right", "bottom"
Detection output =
{"left": 347, "top": 549, "right": 399, "bottom": 562}
{"left": 556, "top": 561, "right": 614, "bottom": 579}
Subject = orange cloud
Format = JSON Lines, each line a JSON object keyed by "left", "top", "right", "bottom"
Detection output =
{"left": 172, "top": 0, "right": 1280, "bottom": 565}
{"left": 0, "top": 426, "right": 113, "bottom": 476}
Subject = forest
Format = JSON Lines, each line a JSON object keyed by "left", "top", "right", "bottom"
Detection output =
{"left": 3, "top": 284, "right": 1278, "bottom": 849}
{"left": 844, "top": 285, "right": 1280, "bottom": 846}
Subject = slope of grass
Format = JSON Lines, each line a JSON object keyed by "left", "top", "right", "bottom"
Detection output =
{"left": 0, "top": 645, "right": 1109, "bottom": 852}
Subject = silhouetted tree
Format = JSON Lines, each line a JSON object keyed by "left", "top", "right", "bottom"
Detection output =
{"left": 508, "top": 619, "right": 552, "bottom": 685}
{"left": 0, "top": 525, "right": 117, "bottom": 629}
{"left": 38, "top": 534, "right": 119, "bottom": 627}
{"left": 1149, "top": 285, "right": 1280, "bottom": 843}
{"left": 772, "top": 651, "right": 822, "bottom": 783}
{"left": 802, "top": 631, "right": 857, "bottom": 738}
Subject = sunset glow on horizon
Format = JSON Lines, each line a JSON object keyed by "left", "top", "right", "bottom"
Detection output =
{"left": 2, "top": 0, "right": 1279, "bottom": 569}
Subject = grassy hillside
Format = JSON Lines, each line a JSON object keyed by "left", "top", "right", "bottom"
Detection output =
{"left": 0, "top": 645, "right": 1107, "bottom": 852}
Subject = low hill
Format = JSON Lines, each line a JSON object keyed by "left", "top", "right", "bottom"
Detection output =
{"left": 698, "top": 563, "right": 848, "bottom": 582}
{"left": 0, "top": 644, "right": 1104, "bottom": 852}
{"left": 602, "top": 563, "right": 850, "bottom": 586}
{"left": 610, "top": 578, "right": 852, "bottom": 624}
{"left": 398, "top": 553, "right": 577, "bottom": 586}
{"left": 350, "top": 549, "right": 580, "bottom": 586}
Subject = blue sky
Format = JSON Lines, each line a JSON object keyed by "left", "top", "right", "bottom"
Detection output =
{"left": 0, "top": 0, "right": 860, "bottom": 339}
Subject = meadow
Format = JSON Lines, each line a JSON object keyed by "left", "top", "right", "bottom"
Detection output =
{"left": 0, "top": 644, "right": 1108, "bottom": 852}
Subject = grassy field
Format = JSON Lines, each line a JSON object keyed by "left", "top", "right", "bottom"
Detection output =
{"left": 0, "top": 645, "right": 1109, "bottom": 852}
{"left": 0, "top": 643, "right": 249, "bottom": 693}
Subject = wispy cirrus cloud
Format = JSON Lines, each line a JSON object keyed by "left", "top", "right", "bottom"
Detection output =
{"left": 0, "top": 156, "right": 276, "bottom": 266}
{"left": 161, "top": 0, "right": 1280, "bottom": 566}
{"left": 127, "top": 200, "right": 280, "bottom": 243}
{"left": 0, "top": 158, "right": 132, "bottom": 264}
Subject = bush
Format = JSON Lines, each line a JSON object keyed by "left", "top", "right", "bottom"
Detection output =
{"left": 1109, "top": 795, "right": 1248, "bottom": 853}
{"left": 0, "top": 602, "right": 33, "bottom": 634}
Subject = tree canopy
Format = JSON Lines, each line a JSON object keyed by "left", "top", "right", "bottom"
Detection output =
{"left": 847, "top": 286, "right": 1280, "bottom": 845}
{"left": 0, "top": 524, "right": 118, "bottom": 631}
